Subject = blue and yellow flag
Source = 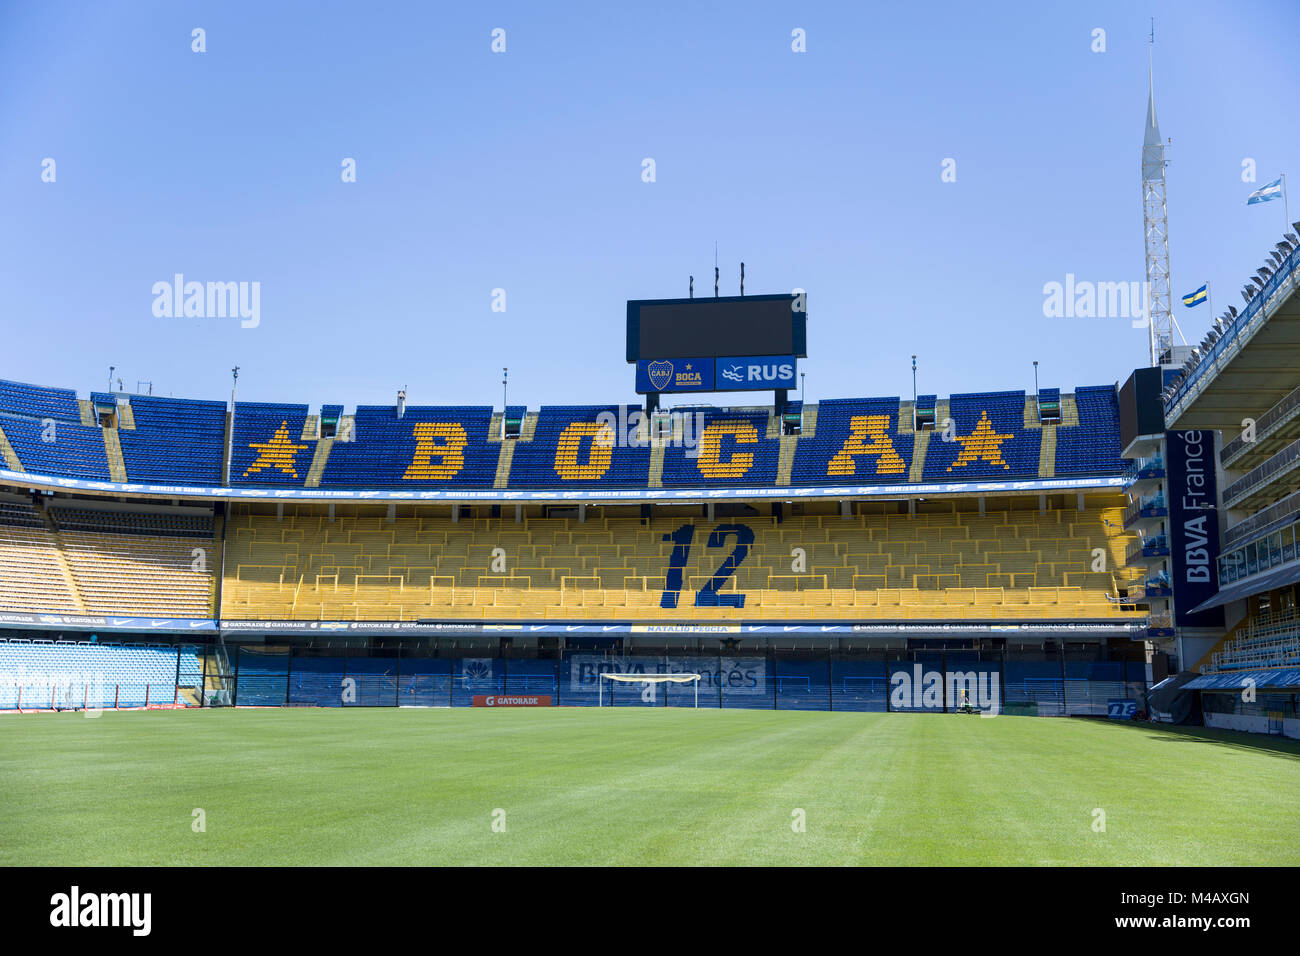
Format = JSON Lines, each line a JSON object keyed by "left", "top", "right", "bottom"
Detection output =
{"left": 1181, "top": 284, "right": 1207, "bottom": 308}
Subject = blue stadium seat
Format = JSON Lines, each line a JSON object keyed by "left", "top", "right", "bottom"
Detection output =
{"left": 660, "top": 407, "right": 779, "bottom": 486}
{"left": 790, "top": 396, "right": 914, "bottom": 485}
{"left": 229, "top": 402, "right": 318, "bottom": 486}
{"left": 0, "top": 414, "right": 109, "bottom": 479}
{"left": 922, "top": 390, "right": 1040, "bottom": 481}
{"left": 118, "top": 395, "right": 227, "bottom": 483}
{"left": 1056, "top": 385, "right": 1126, "bottom": 476}
{"left": 319, "top": 405, "right": 496, "bottom": 487}
{"left": 0, "top": 379, "right": 81, "bottom": 422}
{"left": 510, "top": 405, "right": 650, "bottom": 486}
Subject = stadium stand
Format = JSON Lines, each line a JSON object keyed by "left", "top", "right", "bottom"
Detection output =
{"left": 318, "top": 405, "right": 497, "bottom": 487}
{"left": 0, "top": 379, "right": 111, "bottom": 479}
{"left": 790, "top": 396, "right": 915, "bottom": 484}
{"left": 230, "top": 402, "right": 318, "bottom": 485}
{"left": 1056, "top": 384, "right": 1127, "bottom": 476}
{"left": 0, "top": 377, "right": 1129, "bottom": 489}
{"left": 117, "top": 395, "right": 227, "bottom": 483}
{"left": 0, "top": 501, "right": 83, "bottom": 610}
{"left": 0, "top": 501, "right": 216, "bottom": 618}
{"left": 660, "top": 407, "right": 780, "bottom": 485}
{"left": 0, "top": 639, "right": 202, "bottom": 709}
{"left": 922, "top": 390, "right": 1041, "bottom": 480}
{"left": 509, "top": 405, "right": 651, "bottom": 486}
{"left": 220, "top": 496, "right": 1141, "bottom": 622}
{"left": 0, "top": 379, "right": 81, "bottom": 422}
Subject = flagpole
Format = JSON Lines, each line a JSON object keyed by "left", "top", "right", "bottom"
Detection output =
{"left": 1284, "top": 173, "right": 1290, "bottom": 232}
{"left": 1206, "top": 281, "right": 1213, "bottom": 328}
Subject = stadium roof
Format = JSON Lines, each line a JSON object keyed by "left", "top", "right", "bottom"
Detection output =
{"left": 1184, "top": 668, "right": 1300, "bottom": 691}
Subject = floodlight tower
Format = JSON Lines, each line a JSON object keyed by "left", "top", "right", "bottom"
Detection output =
{"left": 1142, "top": 25, "right": 1179, "bottom": 367}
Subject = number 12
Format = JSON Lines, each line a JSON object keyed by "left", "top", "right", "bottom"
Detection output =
{"left": 659, "top": 523, "right": 754, "bottom": 609}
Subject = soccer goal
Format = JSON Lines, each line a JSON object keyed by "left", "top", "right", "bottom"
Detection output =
{"left": 598, "top": 672, "right": 701, "bottom": 708}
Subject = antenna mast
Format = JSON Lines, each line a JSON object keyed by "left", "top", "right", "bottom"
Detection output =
{"left": 1142, "top": 20, "right": 1179, "bottom": 367}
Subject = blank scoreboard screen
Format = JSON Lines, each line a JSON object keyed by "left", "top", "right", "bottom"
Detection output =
{"left": 627, "top": 294, "right": 806, "bottom": 362}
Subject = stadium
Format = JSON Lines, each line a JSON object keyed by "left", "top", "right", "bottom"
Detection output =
{"left": 3, "top": 4, "right": 1299, "bottom": 888}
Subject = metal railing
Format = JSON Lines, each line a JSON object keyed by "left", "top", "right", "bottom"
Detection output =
{"left": 1121, "top": 454, "right": 1165, "bottom": 485}
{"left": 1123, "top": 494, "right": 1166, "bottom": 526}
{"left": 1165, "top": 244, "right": 1300, "bottom": 417}
{"left": 1221, "top": 380, "right": 1300, "bottom": 466}
{"left": 1223, "top": 487, "right": 1300, "bottom": 550}
{"left": 1223, "top": 435, "right": 1300, "bottom": 506}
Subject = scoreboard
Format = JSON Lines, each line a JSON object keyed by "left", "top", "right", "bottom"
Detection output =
{"left": 626, "top": 293, "right": 807, "bottom": 395}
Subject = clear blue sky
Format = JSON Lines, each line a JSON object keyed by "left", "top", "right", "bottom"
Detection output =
{"left": 1, "top": 0, "right": 1297, "bottom": 412}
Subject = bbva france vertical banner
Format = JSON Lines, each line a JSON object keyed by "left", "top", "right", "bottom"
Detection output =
{"left": 1166, "top": 430, "right": 1223, "bottom": 627}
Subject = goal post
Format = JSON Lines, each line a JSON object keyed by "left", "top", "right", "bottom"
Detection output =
{"left": 598, "top": 672, "right": 701, "bottom": 708}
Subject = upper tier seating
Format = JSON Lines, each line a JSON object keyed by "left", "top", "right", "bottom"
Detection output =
{"left": 1056, "top": 385, "right": 1127, "bottom": 476}
{"left": 118, "top": 395, "right": 227, "bottom": 483}
{"left": 510, "top": 405, "right": 651, "bottom": 486}
{"left": 660, "top": 407, "right": 780, "bottom": 485}
{"left": 0, "top": 379, "right": 80, "bottom": 422}
{"left": 230, "top": 402, "right": 318, "bottom": 486}
{"left": 0, "top": 413, "right": 110, "bottom": 479}
{"left": 0, "top": 378, "right": 1128, "bottom": 488}
{"left": 922, "top": 390, "right": 1040, "bottom": 481}
{"left": 319, "top": 405, "right": 497, "bottom": 487}
{"left": 791, "top": 396, "right": 915, "bottom": 484}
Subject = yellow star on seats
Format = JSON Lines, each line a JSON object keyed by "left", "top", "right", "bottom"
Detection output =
{"left": 947, "top": 411, "right": 1012, "bottom": 471}
{"left": 243, "top": 421, "right": 308, "bottom": 478}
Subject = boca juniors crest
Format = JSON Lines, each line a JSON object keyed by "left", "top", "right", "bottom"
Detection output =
{"left": 648, "top": 360, "right": 673, "bottom": 391}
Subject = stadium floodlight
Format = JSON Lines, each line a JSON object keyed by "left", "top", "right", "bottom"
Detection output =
{"left": 598, "top": 672, "right": 701, "bottom": 708}
{"left": 1269, "top": 251, "right": 1284, "bottom": 266}
{"left": 1285, "top": 231, "right": 1299, "bottom": 245}
{"left": 1227, "top": 305, "right": 1238, "bottom": 318}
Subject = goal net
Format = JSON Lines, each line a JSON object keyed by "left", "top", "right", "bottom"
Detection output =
{"left": 599, "top": 672, "right": 701, "bottom": 708}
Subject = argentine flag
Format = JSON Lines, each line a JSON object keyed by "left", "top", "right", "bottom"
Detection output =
{"left": 1247, "top": 177, "right": 1283, "bottom": 205}
{"left": 1181, "top": 284, "right": 1207, "bottom": 308}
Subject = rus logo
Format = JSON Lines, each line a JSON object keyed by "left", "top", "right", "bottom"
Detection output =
{"left": 648, "top": 361, "right": 673, "bottom": 391}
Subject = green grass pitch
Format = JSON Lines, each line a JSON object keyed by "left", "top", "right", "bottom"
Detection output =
{"left": 2, "top": 707, "right": 1297, "bottom": 865}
